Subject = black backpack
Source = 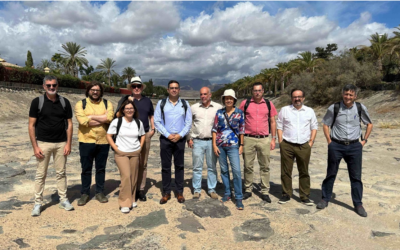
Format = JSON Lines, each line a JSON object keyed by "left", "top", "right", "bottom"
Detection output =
{"left": 243, "top": 98, "right": 272, "bottom": 134}
{"left": 112, "top": 117, "right": 141, "bottom": 151}
{"left": 160, "top": 98, "right": 188, "bottom": 123}
{"left": 331, "top": 102, "right": 363, "bottom": 139}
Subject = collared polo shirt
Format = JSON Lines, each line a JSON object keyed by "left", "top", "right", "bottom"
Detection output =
{"left": 154, "top": 97, "right": 192, "bottom": 138}
{"left": 134, "top": 96, "right": 154, "bottom": 132}
{"left": 239, "top": 98, "right": 278, "bottom": 136}
{"left": 322, "top": 101, "right": 372, "bottom": 141}
{"left": 75, "top": 97, "right": 114, "bottom": 144}
{"left": 189, "top": 101, "right": 223, "bottom": 140}
{"left": 29, "top": 94, "right": 73, "bottom": 143}
{"left": 277, "top": 105, "right": 318, "bottom": 144}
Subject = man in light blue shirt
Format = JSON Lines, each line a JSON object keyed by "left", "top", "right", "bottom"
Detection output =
{"left": 155, "top": 80, "right": 192, "bottom": 204}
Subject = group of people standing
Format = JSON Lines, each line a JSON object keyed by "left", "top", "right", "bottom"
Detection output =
{"left": 28, "top": 75, "right": 373, "bottom": 217}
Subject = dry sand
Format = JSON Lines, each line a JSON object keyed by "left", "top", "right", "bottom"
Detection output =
{"left": 0, "top": 89, "right": 399, "bottom": 250}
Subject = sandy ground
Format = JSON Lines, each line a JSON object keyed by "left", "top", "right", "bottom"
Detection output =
{"left": 0, "top": 90, "right": 399, "bottom": 250}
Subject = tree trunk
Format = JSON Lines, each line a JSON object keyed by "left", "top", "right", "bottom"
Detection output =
{"left": 281, "top": 77, "right": 285, "bottom": 94}
{"left": 274, "top": 80, "right": 278, "bottom": 97}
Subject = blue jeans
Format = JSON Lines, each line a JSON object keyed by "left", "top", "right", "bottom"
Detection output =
{"left": 192, "top": 140, "right": 218, "bottom": 194}
{"left": 218, "top": 145, "right": 243, "bottom": 200}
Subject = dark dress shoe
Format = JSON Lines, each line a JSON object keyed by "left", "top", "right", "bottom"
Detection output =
{"left": 177, "top": 193, "right": 185, "bottom": 203}
{"left": 138, "top": 190, "right": 147, "bottom": 202}
{"left": 160, "top": 193, "right": 171, "bottom": 204}
{"left": 261, "top": 194, "right": 271, "bottom": 203}
{"left": 77, "top": 194, "right": 90, "bottom": 206}
{"left": 95, "top": 193, "right": 109, "bottom": 203}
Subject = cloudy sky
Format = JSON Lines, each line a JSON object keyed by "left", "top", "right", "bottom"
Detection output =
{"left": 0, "top": 1, "right": 398, "bottom": 84}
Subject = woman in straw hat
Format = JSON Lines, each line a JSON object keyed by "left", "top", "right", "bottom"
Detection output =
{"left": 211, "top": 89, "right": 245, "bottom": 210}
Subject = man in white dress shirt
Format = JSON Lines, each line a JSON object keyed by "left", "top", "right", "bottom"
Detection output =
{"left": 277, "top": 89, "right": 318, "bottom": 205}
{"left": 187, "top": 87, "right": 222, "bottom": 199}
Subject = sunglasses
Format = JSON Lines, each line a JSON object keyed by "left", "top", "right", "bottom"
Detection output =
{"left": 46, "top": 84, "right": 57, "bottom": 88}
{"left": 131, "top": 85, "right": 142, "bottom": 89}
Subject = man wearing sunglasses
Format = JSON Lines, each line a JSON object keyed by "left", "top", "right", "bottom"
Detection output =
{"left": 75, "top": 82, "right": 114, "bottom": 206}
{"left": 115, "top": 76, "right": 155, "bottom": 202}
{"left": 28, "top": 75, "right": 74, "bottom": 216}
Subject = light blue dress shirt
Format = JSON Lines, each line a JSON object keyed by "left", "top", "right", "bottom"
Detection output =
{"left": 154, "top": 98, "right": 192, "bottom": 138}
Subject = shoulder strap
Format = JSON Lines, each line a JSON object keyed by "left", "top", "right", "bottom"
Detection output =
{"left": 264, "top": 98, "right": 271, "bottom": 134}
{"left": 243, "top": 98, "right": 252, "bottom": 115}
{"left": 116, "top": 117, "right": 123, "bottom": 137}
{"left": 134, "top": 118, "right": 141, "bottom": 130}
{"left": 356, "top": 102, "right": 363, "bottom": 140}
{"left": 59, "top": 96, "right": 66, "bottom": 110}
{"left": 223, "top": 111, "right": 241, "bottom": 145}
{"left": 82, "top": 99, "right": 87, "bottom": 110}
{"left": 103, "top": 98, "right": 108, "bottom": 110}
{"left": 160, "top": 98, "right": 167, "bottom": 123}
{"left": 38, "top": 95, "right": 44, "bottom": 113}
{"left": 181, "top": 99, "right": 188, "bottom": 117}
{"left": 331, "top": 102, "right": 341, "bottom": 128}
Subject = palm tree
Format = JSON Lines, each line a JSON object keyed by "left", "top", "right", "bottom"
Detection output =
{"left": 294, "top": 51, "right": 325, "bottom": 73}
{"left": 60, "top": 42, "right": 88, "bottom": 77}
{"left": 96, "top": 58, "right": 119, "bottom": 86}
{"left": 121, "top": 67, "right": 136, "bottom": 84}
{"left": 275, "top": 62, "right": 292, "bottom": 93}
{"left": 358, "top": 33, "right": 390, "bottom": 73}
{"left": 37, "top": 59, "right": 55, "bottom": 71}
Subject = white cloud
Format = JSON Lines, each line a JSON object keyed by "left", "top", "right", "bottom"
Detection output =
{"left": 0, "top": 2, "right": 395, "bottom": 84}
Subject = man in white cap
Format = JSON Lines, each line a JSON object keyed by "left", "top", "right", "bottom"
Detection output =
{"left": 115, "top": 76, "right": 155, "bottom": 201}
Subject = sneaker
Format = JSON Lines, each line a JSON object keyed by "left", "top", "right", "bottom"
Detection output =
{"left": 355, "top": 205, "right": 367, "bottom": 217}
{"left": 236, "top": 199, "right": 244, "bottom": 210}
{"left": 95, "top": 193, "right": 108, "bottom": 203}
{"left": 193, "top": 192, "right": 200, "bottom": 199}
{"left": 301, "top": 199, "right": 314, "bottom": 206}
{"left": 261, "top": 194, "right": 272, "bottom": 203}
{"left": 209, "top": 192, "right": 218, "bottom": 199}
{"left": 121, "top": 207, "right": 130, "bottom": 213}
{"left": 221, "top": 195, "right": 231, "bottom": 203}
{"left": 77, "top": 194, "right": 90, "bottom": 206}
{"left": 132, "top": 202, "right": 138, "bottom": 208}
{"left": 137, "top": 190, "right": 147, "bottom": 202}
{"left": 316, "top": 200, "right": 328, "bottom": 209}
{"left": 278, "top": 195, "right": 290, "bottom": 204}
{"left": 31, "top": 204, "right": 41, "bottom": 217}
{"left": 243, "top": 192, "right": 252, "bottom": 200}
{"left": 59, "top": 200, "right": 74, "bottom": 211}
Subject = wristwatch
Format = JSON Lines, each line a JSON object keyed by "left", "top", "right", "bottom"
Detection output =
{"left": 240, "top": 144, "right": 244, "bottom": 146}
{"left": 362, "top": 139, "right": 368, "bottom": 143}
{"left": 272, "top": 136, "right": 277, "bottom": 139}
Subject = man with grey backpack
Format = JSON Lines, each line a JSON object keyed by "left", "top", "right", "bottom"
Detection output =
{"left": 28, "top": 75, "right": 74, "bottom": 216}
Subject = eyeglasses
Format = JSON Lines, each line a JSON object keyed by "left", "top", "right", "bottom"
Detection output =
{"left": 169, "top": 87, "right": 179, "bottom": 90}
{"left": 90, "top": 89, "right": 101, "bottom": 93}
{"left": 46, "top": 84, "right": 57, "bottom": 88}
{"left": 131, "top": 85, "right": 142, "bottom": 89}
{"left": 124, "top": 108, "right": 134, "bottom": 111}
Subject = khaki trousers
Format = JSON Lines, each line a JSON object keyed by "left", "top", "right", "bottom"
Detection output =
{"left": 137, "top": 132, "right": 152, "bottom": 191}
{"left": 243, "top": 136, "right": 271, "bottom": 194}
{"left": 35, "top": 141, "right": 68, "bottom": 205}
{"left": 280, "top": 140, "right": 311, "bottom": 200}
{"left": 114, "top": 149, "right": 141, "bottom": 207}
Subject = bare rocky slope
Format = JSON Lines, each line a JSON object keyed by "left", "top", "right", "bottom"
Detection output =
{"left": 0, "top": 89, "right": 399, "bottom": 250}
